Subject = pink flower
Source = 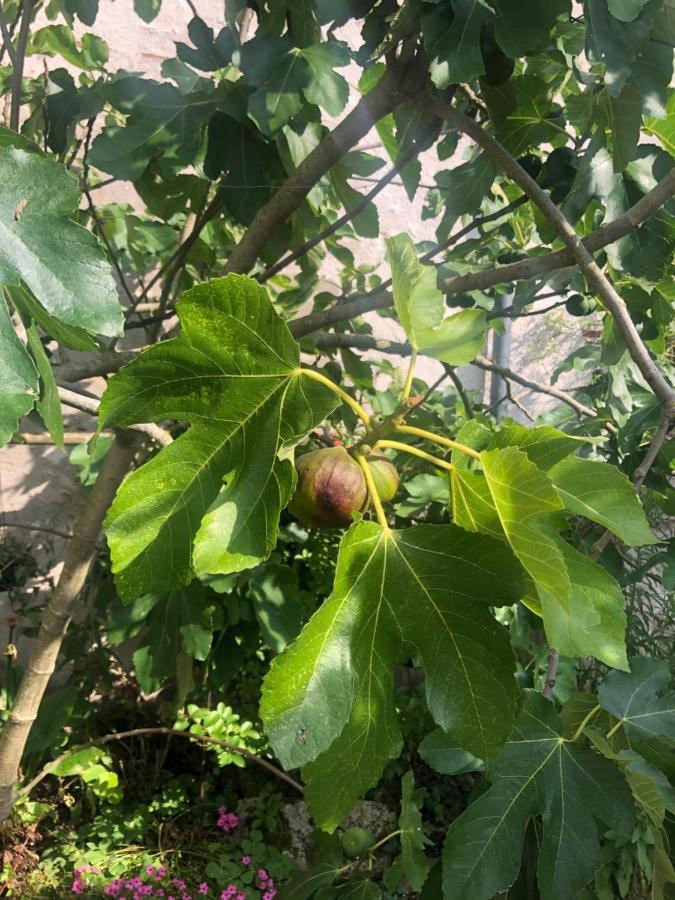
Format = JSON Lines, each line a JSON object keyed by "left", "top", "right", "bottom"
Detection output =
{"left": 263, "top": 892, "right": 277, "bottom": 900}
{"left": 147, "top": 866, "right": 156, "bottom": 876}
{"left": 236, "top": 893, "right": 246, "bottom": 900}
{"left": 172, "top": 880, "right": 187, "bottom": 891}
{"left": 158, "top": 867, "right": 168, "bottom": 877}
{"left": 71, "top": 880, "right": 85, "bottom": 895}
{"left": 198, "top": 885, "right": 209, "bottom": 895}
{"left": 241, "top": 856, "right": 250, "bottom": 865}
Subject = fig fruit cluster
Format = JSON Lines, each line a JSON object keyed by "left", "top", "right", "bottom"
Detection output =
{"left": 288, "top": 446, "right": 399, "bottom": 528}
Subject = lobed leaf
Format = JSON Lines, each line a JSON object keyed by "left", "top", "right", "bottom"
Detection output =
{"left": 261, "top": 521, "right": 525, "bottom": 829}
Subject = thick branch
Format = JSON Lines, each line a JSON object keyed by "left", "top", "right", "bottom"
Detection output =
{"left": 226, "top": 67, "right": 412, "bottom": 275}
{"left": 428, "top": 98, "right": 675, "bottom": 411}
{"left": 53, "top": 350, "right": 136, "bottom": 382}
{"left": 0, "top": 433, "right": 141, "bottom": 821}
{"left": 57, "top": 386, "right": 172, "bottom": 447}
{"left": 9, "top": 0, "right": 31, "bottom": 132}
{"left": 288, "top": 168, "right": 675, "bottom": 339}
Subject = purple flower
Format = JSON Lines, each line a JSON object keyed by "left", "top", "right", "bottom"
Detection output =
{"left": 241, "top": 856, "right": 250, "bottom": 866}
{"left": 198, "top": 884, "right": 209, "bottom": 895}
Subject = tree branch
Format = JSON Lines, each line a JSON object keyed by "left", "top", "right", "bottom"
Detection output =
{"left": 225, "top": 65, "right": 418, "bottom": 275}
{"left": 53, "top": 351, "right": 136, "bottom": 382}
{"left": 542, "top": 649, "right": 559, "bottom": 699}
{"left": 427, "top": 97, "right": 675, "bottom": 412}
{"left": 0, "top": 433, "right": 142, "bottom": 821}
{"left": 14, "top": 726, "right": 303, "bottom": 805}
{"left": 0, "top": 1, "right": 18, "bottom": 66}
{"left": 259, "top": 125, "right": 436, "bottom": 282}
{"left": 9, "top": 0, "right": 32, "bottom": 132}
{"left": 57, "top": 386, "right": 173, "bottom": 447}
{"left": 288, "top": 168, "right": 675, "bottom": 339}
{"left": 632, "top": 407, "right": 671, "bottom": 491}
{"left": 312, "top": 334, "right": 605, "bottom": 427}
{"left": 472, "top": 354, "right": 614, "bottom": 429}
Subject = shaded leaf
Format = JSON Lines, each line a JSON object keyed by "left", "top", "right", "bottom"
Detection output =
{"left": 422, "top": 0, "right": 490, "bottom": 88}
{"left": 493, "top": 0, "right": 570, "bottom": 56}
{"left": 442, "top": 691, "right": 635, "bottom": 900}
{"left": 384, "top": 772, "right": 432, "bottom": 891}
{"left": 90, "top": 77, "right": 213, "bottom": 180}
{"left": 418, "top": 728, "right": 484, "bottom": 774}
{"left": 598, "top": 657, "right": 675, "bottom": 741}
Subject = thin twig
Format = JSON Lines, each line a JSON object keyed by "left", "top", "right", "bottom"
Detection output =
{"left": 445, "top": 366, "right": 474, "bottom": 419}
{"left": 0, "top": 520, "right": 73, "bottom": 541}
{"left": 9, "top": 0, "right": 32, "bottom": 132}
{"left": 14, "top": 726, "right": 303, "bottom": 804}
{"left": 0, "top": 1, "right": 18, "bottom": 66}
{"left": 472, "top": 354, "right": 614, "bottom": 429}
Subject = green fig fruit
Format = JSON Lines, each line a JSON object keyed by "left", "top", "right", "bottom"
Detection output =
{"left": 342, "top": 827, "right": 375, "bottom": 859}
{"left": 366, "top": 455, "right": 399, "bottom": 503}
{"left": 288, "top": 446, "right": 367, "bottom": 528}
{"left": 565, "top": 294, "right": 597, "bottom": 317}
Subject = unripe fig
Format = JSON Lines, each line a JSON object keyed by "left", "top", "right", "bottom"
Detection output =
{"left": 342, "top": 827, "right": 375, "bottom": 859}
{"left": 566, "top": 294, "right": 597, "bottom": 317}
{"left": 288, "top": 447, "right": 367, "bottom": 528}
{"left": 365, "top": 456, "right": 399, "bottom": 503}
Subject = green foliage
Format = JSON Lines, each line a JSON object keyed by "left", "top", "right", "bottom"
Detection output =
{"left": 100, "top": 275, "right": 336, "bottom": 600}
{"left": 1, "top": 1, "right": 673, "bottom": 897}
{"left": 262, "top": 520, "right": 523, "bottom": 828}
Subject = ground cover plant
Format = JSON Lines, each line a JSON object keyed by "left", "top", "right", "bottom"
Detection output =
{"left": 0, "top": 0, "right": 673, "bottom": 896}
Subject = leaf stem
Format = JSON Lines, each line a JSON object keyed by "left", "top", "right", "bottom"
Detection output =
{"left": 569, "top": 704, "right": 602, "bottom": 743}
{"left": 375, "top": 439, "right": 455, "bottom": 473}
{"left": 357, "top": 455, "right": 389, "bottom": 530}
{"left": 394, "top": 424, "right": 481, "bottom": 459}
{"left": 605, "top": 719, "right": 624, "bottom": 740}
{"left": 400, "top": 349, "right": 417, "bottom": 402}
{"left": 298, "top": 368, "right": 371, "bottom": 428}
{"left": 368, "top": 829, "right": 402, "bottom": 854}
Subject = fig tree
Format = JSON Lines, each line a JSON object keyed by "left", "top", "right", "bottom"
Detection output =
{"left": 342, "top": 827, "right": 375, "bottom": 859}
{"left": 288, "top": 446, "right": 367, "bottom": 528}
{"left": 366, "top": 455, "right": 399, "bottom": 503}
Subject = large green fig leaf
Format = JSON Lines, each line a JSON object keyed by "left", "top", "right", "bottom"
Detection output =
{"left": 480, "top": 447, "right": 569, "bottom": 610}
{"left": 261, "top": 521, "right": 525, "bottom": 829}
{"left": 0, "top": 146, "right": 123, "bottom": 338}
{"left": 451, "top": 443, "right": 629, "bottom": 669}
{"left": 100, "top": 275, "right": 336, "bottom": 601}
{"left": 386, "top": 233, "right": 486, "bottom": 366}
{"left": 442, "top": 691, "right": 635, "bottom": 900}
{"left": 598, "top": 657, "right": 675, "bottom": 741}
{"left": 547, "top": 455, "right": 657, "bottom": 545}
